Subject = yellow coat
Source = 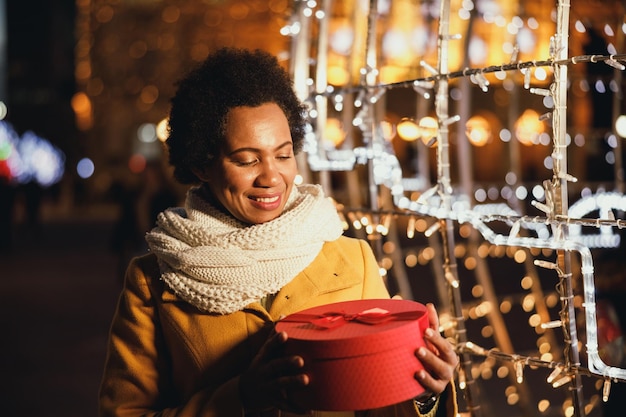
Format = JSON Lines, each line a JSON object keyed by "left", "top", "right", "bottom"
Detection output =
{"left": 99, "top": 236, "right": 456, "bottom": 417}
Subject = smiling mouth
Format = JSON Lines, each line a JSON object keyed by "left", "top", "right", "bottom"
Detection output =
{"left": 251, "top": 195, "right": 279, "bottom": 203}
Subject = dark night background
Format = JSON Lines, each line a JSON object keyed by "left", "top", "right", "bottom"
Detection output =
{"left": 6, "top": 0, "right": 78, "bottom": 161}
{"left": 1, "top": 2, "right": 121, "bottom": 416}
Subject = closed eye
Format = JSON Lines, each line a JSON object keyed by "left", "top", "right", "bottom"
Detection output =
{"left": 233, "top": 159, "right": 259, "bottom": 167}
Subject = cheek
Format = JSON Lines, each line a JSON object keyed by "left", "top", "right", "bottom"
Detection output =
{"left": 206, "top": 166, "right": 238, "bottom": 195}
{"left": 283, "top": 162, "right": 299, "bottom": 179}
{"left": 222, "top": 169, "right": 255, "bottom": 192}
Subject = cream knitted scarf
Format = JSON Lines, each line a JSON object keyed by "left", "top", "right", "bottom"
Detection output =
{"left": 145, "top": 184, "right": 344, "bottom": 315}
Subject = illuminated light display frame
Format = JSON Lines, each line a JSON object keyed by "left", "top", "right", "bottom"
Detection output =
{"left": 568, "top": 191, "right": 626, "bottom": 249}
{"left": 286, "top": 0, "right": 626, "bottom": 416}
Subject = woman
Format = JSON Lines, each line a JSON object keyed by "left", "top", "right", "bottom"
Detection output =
{"left": 99, "top": 47, "right": 458, "bottom": 417}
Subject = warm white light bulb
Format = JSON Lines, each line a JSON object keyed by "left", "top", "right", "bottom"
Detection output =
{"left": 615, "top": 115, "right": 626, "bottom": 138}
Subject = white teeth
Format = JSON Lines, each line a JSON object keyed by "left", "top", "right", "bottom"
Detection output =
{"left": 255, "top": 196, "right": 279, "bottom": 203}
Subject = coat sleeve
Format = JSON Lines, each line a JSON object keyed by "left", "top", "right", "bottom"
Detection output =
{"left": 98, "top": 256, "right": 245, "bottom": 417}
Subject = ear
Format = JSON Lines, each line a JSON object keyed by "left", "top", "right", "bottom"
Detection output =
{"left": 192, "top": 168, "right": 211, "bottom": 182}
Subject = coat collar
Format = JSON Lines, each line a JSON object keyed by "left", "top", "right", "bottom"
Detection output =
{"left": 266, "top": 242, "right": 361, "bottom": 319}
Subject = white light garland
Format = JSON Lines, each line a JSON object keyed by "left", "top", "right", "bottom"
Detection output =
{"left": 287, "top": 0, "right": 626, "bottom": 414}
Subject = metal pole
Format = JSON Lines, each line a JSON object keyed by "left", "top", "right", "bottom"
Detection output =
{"left": 435, "top": 0, "right": 479, "bottom": 415}
{"left": 289, "top": 0, "right": 313, "bottom": 185}
{"left": 315, "top": 0, "right": 332, "bottom": 194}
{"left": 611, "top": 10, "right": 625, "bottom": 193}
{"left": 361, "top": 0, "right": 383, "bottom": 258}
{"left": 552, "top": 1, "right": 585, "bottom": 415}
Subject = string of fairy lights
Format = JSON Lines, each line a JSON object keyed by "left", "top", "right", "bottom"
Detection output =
{"left": 286, "top": 0, "right": 626, "bottom": 416}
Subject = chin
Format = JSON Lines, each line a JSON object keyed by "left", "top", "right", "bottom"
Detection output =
{"left": 239, "top": 212, "right": 281, "bottom": 225}
{"left": 257, "top": 214, "right": 281, "bottom": 224}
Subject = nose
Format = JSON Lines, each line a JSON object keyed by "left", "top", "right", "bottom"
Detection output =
{"left": 255, "top": 159, "right": 281, "bottom": 187}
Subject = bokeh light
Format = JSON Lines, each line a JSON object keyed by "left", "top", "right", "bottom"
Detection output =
{"left": 76, "top": 157, "right": 95, "bottom": 179}
{"left": 0, "top": 122, "right": 65, "bottom": 187}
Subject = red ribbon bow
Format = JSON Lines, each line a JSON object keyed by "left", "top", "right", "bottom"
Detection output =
{"left": 281, "top": 307, "right": 423, "bottom": 329}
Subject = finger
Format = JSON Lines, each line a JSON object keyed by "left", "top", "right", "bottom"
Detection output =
{"left": 240, "top": 332, "right": 300, "bottom": 410}
{"left": 423, "top": 328, "right": 458, "bottom": 365}
{"left": 265, "top": 355, "right": 306, "bottom": 379}
{"left": 414, "top": 365, "right": 448, "bottom": 395}
{"left": 268, "top": 330, "right": 288, "bottom": 350}
{"left": 270, "top": 374, "right": 309, "bottom": 397}
{"left": 414, "top": 347, "right": 456, "bottom": 396}
{"left": 250, "top": 331, "right": 288, "bottom": 367}
{"left": 273, "top": 374, "right": 311, "bottom": 414}
{"left": 417, "top": 346, "right": 448, "bottom": 377}
{"left": 426, "top": 303, "right": 440, "bottom": 331}
{"left": 416, "top": 343, "right": 457, "bottom": 384}
{"left": 247, "top": 368, "right": 309, "bottom": 412}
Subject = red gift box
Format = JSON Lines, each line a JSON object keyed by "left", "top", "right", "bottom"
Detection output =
{"left": 275, "top": 299, "right": 429, "bottom": 411}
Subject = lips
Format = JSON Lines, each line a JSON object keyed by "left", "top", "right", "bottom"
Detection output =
{"left": 249, "top": 193, "right": 282, "bottom": 210}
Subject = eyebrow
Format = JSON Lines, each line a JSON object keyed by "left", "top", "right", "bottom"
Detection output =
{"left": 227, "top": 141, "right": 293, "bottom": 156}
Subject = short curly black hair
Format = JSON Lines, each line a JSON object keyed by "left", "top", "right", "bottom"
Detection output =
{"left": 166, "top": 47, "right": 307, "bottom": 184}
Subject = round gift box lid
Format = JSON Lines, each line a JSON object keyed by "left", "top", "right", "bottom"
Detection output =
{"left": 276, "top": 298, "right": 429, "bottom": 411}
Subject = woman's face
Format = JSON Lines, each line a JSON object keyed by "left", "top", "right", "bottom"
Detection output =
{"left": 197, "top": 102, "right": 298, "bottom": 224}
